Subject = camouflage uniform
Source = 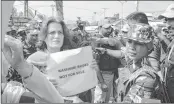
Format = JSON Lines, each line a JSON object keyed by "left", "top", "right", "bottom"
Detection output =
{"left": 122, "top": 65, "right": 159, "bottom": 103}
{"left": 23, "top": 40, "right": 37, "bottom": 59}
{"left": 117, "top": 23, "right": 161, "bottom": 103}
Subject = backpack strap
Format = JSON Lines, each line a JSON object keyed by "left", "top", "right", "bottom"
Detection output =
{"left": 155, "top": 73, "right": 171, "bottom": 103}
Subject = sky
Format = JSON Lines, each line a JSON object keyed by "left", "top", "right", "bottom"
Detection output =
{"left": 13, "top": 1, "right": 174, "bottom": 22}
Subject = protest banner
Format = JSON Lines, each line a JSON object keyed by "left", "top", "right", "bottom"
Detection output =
{"left": 46, "top": 46, "right": 98, "bottom": 96}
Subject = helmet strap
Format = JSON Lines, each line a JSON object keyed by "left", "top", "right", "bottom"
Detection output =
{"left": 144, "top": 42, "right": 153, "bottom": 55}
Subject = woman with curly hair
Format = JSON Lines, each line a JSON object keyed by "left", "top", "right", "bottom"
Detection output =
{"left": 27, "top": 17, "right": 103, "bottom": 103}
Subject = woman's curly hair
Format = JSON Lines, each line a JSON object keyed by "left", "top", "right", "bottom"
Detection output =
{"left": 40, "top": 17, "right": 73, "bottom": 51}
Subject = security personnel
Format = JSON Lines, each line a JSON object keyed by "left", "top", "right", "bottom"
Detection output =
{"left": 120, "top": 22, "right": 161, "bottom": 103}
{"left": 158, "top": 4, "right": 174, "bottom": 103}
{"left": 94, "top": 18, "right": 123, "bottom": 103}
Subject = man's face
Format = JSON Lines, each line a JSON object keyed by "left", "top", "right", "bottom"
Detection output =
{"left": 100, "top": 26, "right": 112, "bottom": 37}
{"left": 27, "top": 30, "right": 39, "bottom": 45}
{"left": 166, "top": 18, "right": 174, "bottom": 40}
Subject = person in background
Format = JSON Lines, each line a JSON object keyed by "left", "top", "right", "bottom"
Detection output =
{"left": 118, "top": 24, "right": 130, "bottom": 46}
{"left": 70, "top": 27, "right": 84, "bottom": 48}
{"left": 36, "top": 40, "right": 47, "bottom": 52}
{"left": 6, "top": 26, "right": 17, "bottom": 38}
{"left": 158, "top": 4, "right": 174, "bottom": 103}
{"left": 23, "top": 28, "right": 39, "bottom": 59}
{"left": 94, "top": 18, "right": 123, "bottom": 103}
{"left": 11, "top": 26, "right": 18, "bottom": 38}
{"left": 158, "top": 4, "right": 174, "bottom": 49}
{"left": 16, "top": 27, "right": 27, "bottom": 42}
{"left": 76, "top": 17, "right": 83, "bottom": 30}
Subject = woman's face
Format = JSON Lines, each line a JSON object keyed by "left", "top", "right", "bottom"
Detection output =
{"left": 46, "top": 22, "right": 64, "bottom": 50}
{"left": 126, "top": 39, "right": 149, "bottom": 61}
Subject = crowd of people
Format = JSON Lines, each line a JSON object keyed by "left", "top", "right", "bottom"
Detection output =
{"left": 1, "top": 3, "right": 174, "bottom": 103}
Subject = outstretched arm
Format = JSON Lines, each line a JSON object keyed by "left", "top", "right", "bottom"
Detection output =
{"left": 3, "top": 36, "right": 64, "bottom": 103}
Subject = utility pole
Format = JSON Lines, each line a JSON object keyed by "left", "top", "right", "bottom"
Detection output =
{"left": 24, "top": 0, "right": 28, "bottom": 17}
{"left": 118, "top": 0, "right": 127, "bottom": 28}
{"left": 102, "top": 8, "right": 108, "bottom": 18}
{"left": 136, "top": 1, "right": 139, "bottom": 11}
{"left": 92, "top": 12, "right": 97, "bottom": 23}
{"left": 54, "top": 0, "right": 64, "bottom": 20}
{"left": 35, "top": 10, "right": 37, "bottom": 16}
{"left": 51, "top": 5, "right": 55, "bottom": 17}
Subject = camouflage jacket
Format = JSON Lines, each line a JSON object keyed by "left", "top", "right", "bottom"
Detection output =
{"left": 22, "top": 40, "right": 37, "bottom": 59}
{"left": 122, "top": 65, "right": 159, "bottom": 103}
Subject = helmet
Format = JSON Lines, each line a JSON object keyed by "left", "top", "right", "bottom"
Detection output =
{"left": 122, "top": 23, "right": 154, "bottom": 43}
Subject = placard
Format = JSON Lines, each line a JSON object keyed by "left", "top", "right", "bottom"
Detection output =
{"left": 46, "top": 46, "right": 98, "bottom": 96}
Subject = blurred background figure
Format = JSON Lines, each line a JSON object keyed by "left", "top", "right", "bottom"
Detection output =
{"left": 36, "top": 40, "right": 47, "bottom": 52}
{"left": 11, "top": 26, "right": 18, "bottom": 38}
{"left": 23, "top": 28, "right": 39, "bottom": 59}
{"left": 16, "top": 27, "right": 27, "bottom": 42}
{"left": 93, "top": 18, "right": 123, "bottom": 103}
{"left": 118, "top": 24, "right": 129, "bottom": 46}
{"left": 98, "top": 19, "right": 114, "bottom": 38}
{"left": 76, "top": 17, "right": 83, "bottom": 30}
{"left": 158, "top": 4, "right": 174, "bottom": 103}
{"left": 6, "top": 26, "right": 18, "bottom": 38}
{"left": 113, "top": 28, "right": 120, "bottom": 38}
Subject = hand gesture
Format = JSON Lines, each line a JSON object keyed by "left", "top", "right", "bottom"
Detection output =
{"left": 3, "top": 35, "right": 24, "bottom": 70}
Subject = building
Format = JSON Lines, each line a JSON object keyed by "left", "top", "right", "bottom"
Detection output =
{"left": 9, "top": 16, "right": 31, "bottom": 27}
